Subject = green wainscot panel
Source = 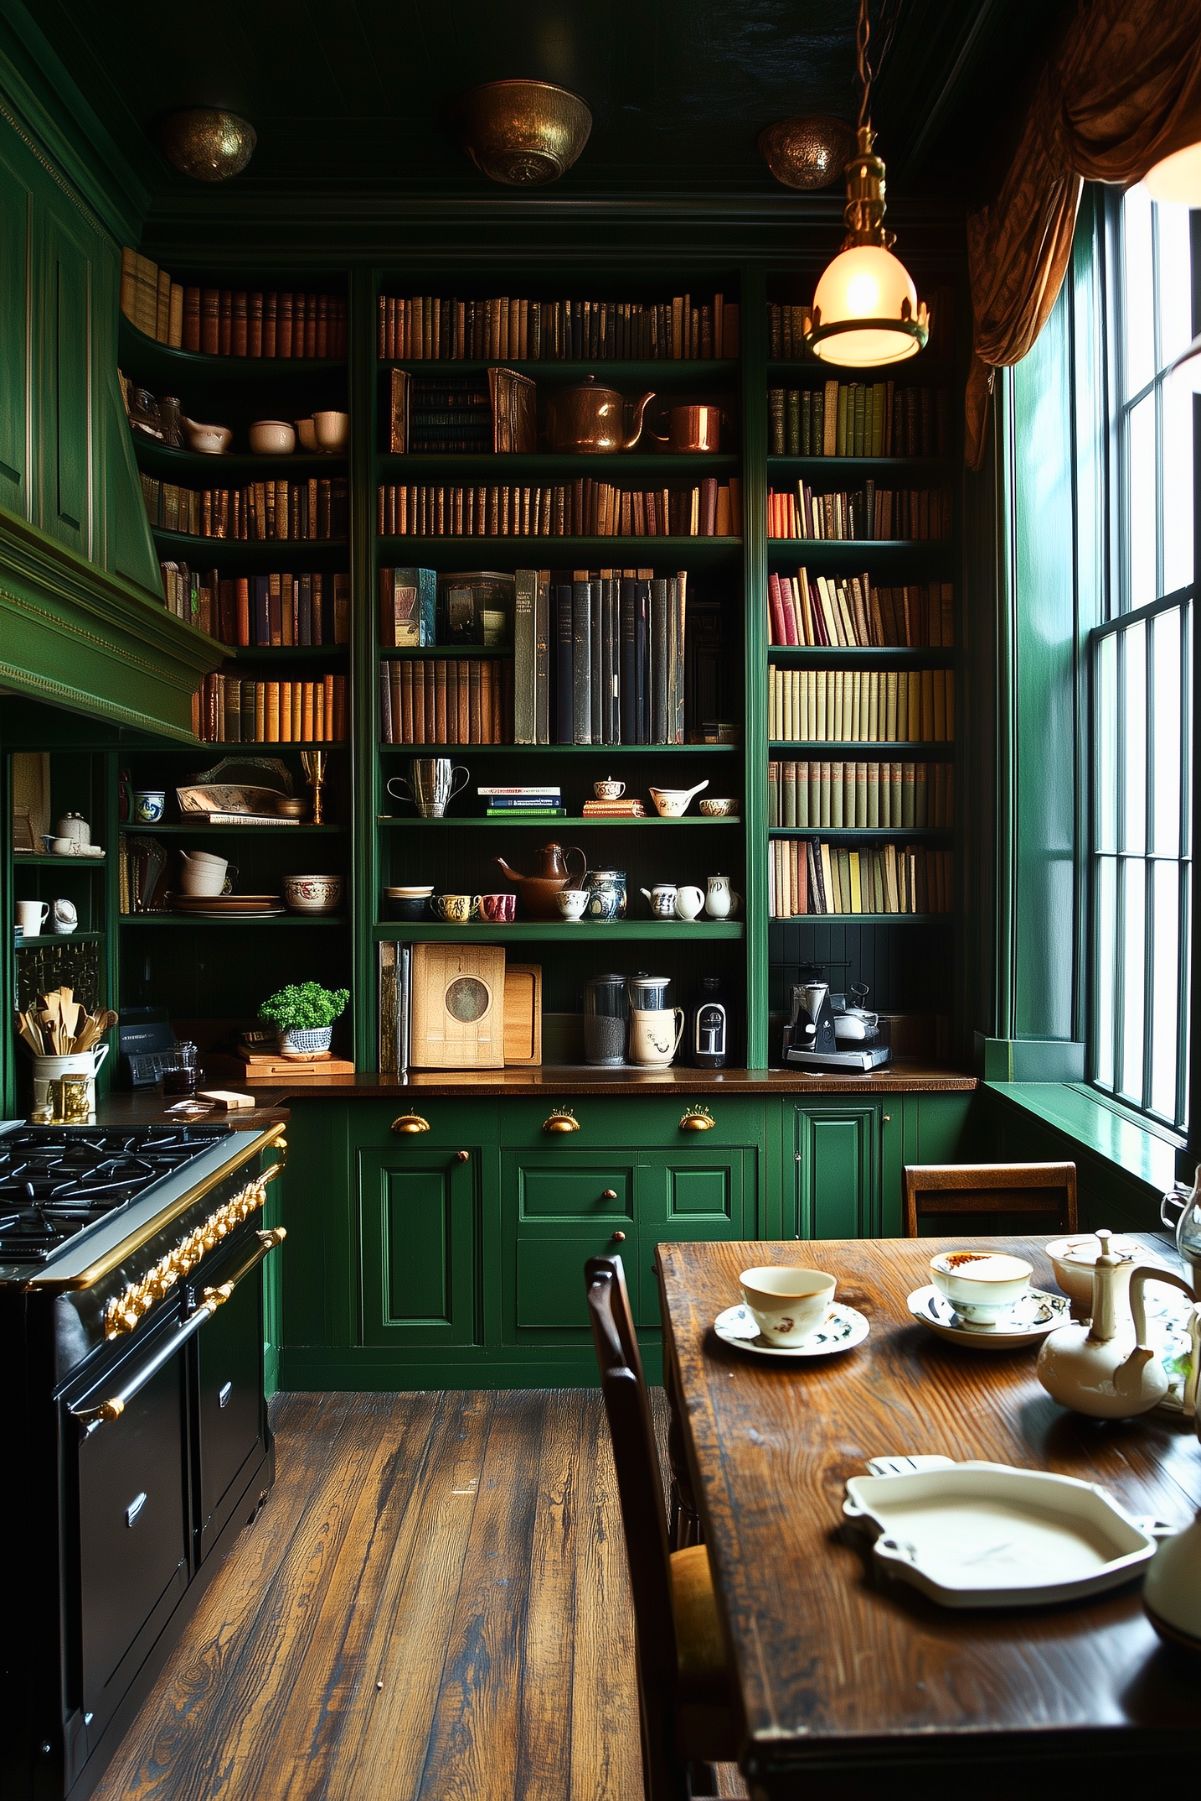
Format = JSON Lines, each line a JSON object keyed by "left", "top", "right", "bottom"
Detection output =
{"left": 794, "top": 1102, "right": 882, "bottom": 1240}
{"left": 39, "top": 201, "right": 93, "bottom": 558}
{"left": 357, "top": 1146, "right": 480, "bottom": 1346}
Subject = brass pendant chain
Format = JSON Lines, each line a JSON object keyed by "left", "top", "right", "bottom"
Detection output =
{"left": 856, "top": 0, "right": 874, "bottom": 136}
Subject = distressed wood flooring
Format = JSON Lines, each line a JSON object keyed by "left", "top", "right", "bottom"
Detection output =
{"left": 93, "top": 1390, "right": 743, "bottom": 1801}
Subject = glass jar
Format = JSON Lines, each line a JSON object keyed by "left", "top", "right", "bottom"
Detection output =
{"left": 162, "top": 1040, "right": 200, "bottom": 1096}
{"left": 583, "top": 974, "right": 629, "bottom": 1067}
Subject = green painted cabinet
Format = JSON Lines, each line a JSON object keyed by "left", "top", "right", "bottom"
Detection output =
{"left": 0, "top": 125, "right": 32, "bottom": 520}
{"left": 37, "top": 201, "right": 93, "bottom": 557}
{"left": 357, "top": 1142, "right": 481, "bottom": 1346}
{"left": 793, "top": 1102, "right": 888, "bottom": 1239}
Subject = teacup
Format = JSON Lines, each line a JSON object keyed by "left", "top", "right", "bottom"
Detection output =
{"left": 133, "top": 789, "right": 166, "bottom": 823}
{"left": 431, "top": 893, "right": 479, "bottom": 923}
{"left": 929, "top": 1250, "right": 1033, "bottom": 1326}
{"left": 179, "top": 851, "right": 235, "bottom": 897}
{"left": 387, "top": 894, "right": 430, "bottom": 920}
{"left": 480, "top": 892, "right": 517, "bottom": 924}
{"left": 555, "top": 888, "right": 588, "bottom": 922}
{"left": 739, "top": 1266, "right": 837, "bottom": 1346}
{"left": 594, "top": 778, "right": 626, "bottom": 801}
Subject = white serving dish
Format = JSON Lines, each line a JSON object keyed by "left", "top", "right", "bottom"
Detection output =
{"left": 843, "top": 1460, "right": 1159, "bottom": 1607}
{"left": 1044, "top": 1232, "right": 1173, "bottom": 1308}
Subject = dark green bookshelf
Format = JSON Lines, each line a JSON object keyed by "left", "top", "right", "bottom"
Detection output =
{"left": 373, "top": 921, "right": 744, "bottom": 942}
{"left": 379, "top": 452, "right": 737, "bottom": 477}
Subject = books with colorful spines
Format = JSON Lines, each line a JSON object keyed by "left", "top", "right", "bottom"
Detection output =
{"left": 485, "top": 806, "right": 565, "bottom": 817}
{"left": 476, "top": 785, "right": 562, "bottom": 797}
{"left": 581, "top": 799, "right": 647, "bottom": 816}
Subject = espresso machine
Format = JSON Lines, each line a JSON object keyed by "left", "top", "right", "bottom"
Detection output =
{"left": 783, "top": 965, "right": 892, "bottom": 1071}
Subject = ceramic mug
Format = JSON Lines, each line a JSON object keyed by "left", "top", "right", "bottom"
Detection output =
{"left": 180, "top": 853, "right": 236, "bottom": 897}
{"left": 554, "top": 888, "right": 588, "bottom": 922}
{"left": 480, "top": 892, "right": 517, "bottom": 924}
{"left": 431, "top": 893, "right": 479, "bottom": 923}
{"left": 133, "top": 790, "right": 166, "bottom": 823}
{"left": 15, "top": 899, "right": 49, "bottom": 935}
{"left": 628, "top": 1006, "right": 686, "bottom": 1068}
{"left": 739, "top": 1266, "right": 837, "bottom": 1346}
{"left": 593, "top": 778, "right": 626, "bottom": 801}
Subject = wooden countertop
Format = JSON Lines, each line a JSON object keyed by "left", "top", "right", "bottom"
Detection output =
{"left": 235, "top": 1060, "right": 976, "bottom": 1100}
{"left": 93, "top": 1092, "right": 291, "bottom": 1131}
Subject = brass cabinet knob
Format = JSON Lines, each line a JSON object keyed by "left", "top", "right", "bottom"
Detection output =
{"left": 601, "top": 1189, "right": 618, "bottom": 1201}
{"left": 679, "top": 1106, "right": 716, "bottom": 1133}
{"left": 542, "top": 1109, "right": 580, "bottom": 1134}
{"left": 882, "top": 1114, "right": 892, "bottom": 1124}
{"left": 391, "top": 1114, "right": 431, "bottom": 1135}
{"left": 611, "top": 1230, "right": 627, "bottom": 1243}
{"left": 455, "top": 1150, "right": 470, "bottom": 1163}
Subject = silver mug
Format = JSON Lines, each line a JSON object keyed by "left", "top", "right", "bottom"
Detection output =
{"left": 386, "top": 758, "right": 470, "bottom": 819}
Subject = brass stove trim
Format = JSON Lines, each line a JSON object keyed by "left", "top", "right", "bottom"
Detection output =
{"left": 23, "top": 1122, "right": 287, "bottom": 1294}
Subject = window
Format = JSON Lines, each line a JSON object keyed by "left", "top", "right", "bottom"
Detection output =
{"left": 1090, "top": 185, "right": 1194, "bottom": 1133}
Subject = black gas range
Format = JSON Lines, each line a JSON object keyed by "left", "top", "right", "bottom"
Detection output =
{"left": 0, "top": 1117, "right": 287, "bottom": 1801}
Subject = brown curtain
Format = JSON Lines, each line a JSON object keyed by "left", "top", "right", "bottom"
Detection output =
{"left": 965, "top": 0, "right": 1201, "bottom": 469}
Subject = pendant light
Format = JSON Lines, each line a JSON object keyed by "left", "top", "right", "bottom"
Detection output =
{"left": 804, "top": 0, "right": 928, "bottom": 367}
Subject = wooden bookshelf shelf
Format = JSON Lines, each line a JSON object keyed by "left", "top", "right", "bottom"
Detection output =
{"left": 771, "top": 913, "right": 952, "bottom": 925}
{"left": 152, "top": 529, "right": 349, "bottom": 559}
{"left": 379, "top": 645, "right": 512, "bottom": 659}
{"left": 15, "top": 931, "right": 105, "bottom": 947}
{"left": 133, "top": 438, "right": 347, "bottom": 478}
{"left": 219, "top": 645, "right": 349, "bottom": 662}
{"left": 181, "top": 741, "right": 348, "bottom": 751}
{"left": 379, "top": 452, "right": 739, "bottom": 477}
{"left": 766, "top": 357, "right": 955, "bottom": 381}
{"left": 373, "top": 921, "right": 745, "bottom": 942}
{"left": 766, "top": 538, "right": 950, "bottom": 557}
{"left": 13, "top": 853, "right": 106, "bottom": 868}
{"left": 768, "top": 646, "right": 956, "bottom": 665}
{"left": 378, "top": 815, "right": 742, "bottom": 828}
{"left": 379, "top": 359, "right": 739, "bottom": 384}
{"left": 376, "top": 535, "right": 741, "bottom": 561}
{"left": 767, "top": 456, "right": 952, "bottom": 474}
{"left": 119, "top": 914, "right": 348, "bottom": 926}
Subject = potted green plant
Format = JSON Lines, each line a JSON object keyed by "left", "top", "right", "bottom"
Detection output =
{"left": 258, "top": 982, "right": 349, "bottom": 1058}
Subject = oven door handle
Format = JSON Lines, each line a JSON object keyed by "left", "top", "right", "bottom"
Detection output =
{"left": 70, "top": 1227, "right": 287, "bottom": 1435}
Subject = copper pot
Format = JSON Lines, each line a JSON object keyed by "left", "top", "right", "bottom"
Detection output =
{"left": 546, "top": 377, "right": 656, "bottom": 453}
{"left": 650, "top": 404, "right": 723, "bottom": 453}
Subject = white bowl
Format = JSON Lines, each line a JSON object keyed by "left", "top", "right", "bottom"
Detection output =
{"left": 929, "top": 1250, "right": 1033, "bottom": 1325}
{"left": 283, "top": 873, "right": 343, "bottom": 914}
{"left": 1044, "top": 1234, "right": 1170, "bottom": 1309}
{"left": 248, "top": 419, "right": 296, "bottom": 455}
{"left": 739, "top": 1265, "right": 836, "bottom": 1345}
{"left": 385, "top": 884, "right": 434, "bottom": 898}
{"left": 698, "top": 797, "right": 738, "bottom": 817}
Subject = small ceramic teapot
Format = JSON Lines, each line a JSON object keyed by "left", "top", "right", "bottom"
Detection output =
{"left": 494, "top": 842, "right": 586, "bottom": 920}
{"left": 1036, "top": 1229, "right": 1196, "bottom": 1418}
{"left": 55, "top": 812, "right": 90, "bottom": 847}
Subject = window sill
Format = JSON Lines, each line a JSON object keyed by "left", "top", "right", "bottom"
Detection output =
{"left": 982, "top": 1080, "right": 1180, "bottom": 1209}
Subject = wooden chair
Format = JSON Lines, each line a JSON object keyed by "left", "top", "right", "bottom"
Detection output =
{"left": 585, "top": 1254, "right": 740, "bottom": 1801}
{"left": 903, "top": 1161, "right": 1078, "bottom": 1238}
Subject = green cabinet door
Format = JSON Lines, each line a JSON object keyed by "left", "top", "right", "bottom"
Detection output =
{"left": 502, "top": 1150, "right": 640, "bottom": 1339}
{"left": 357, "top": 1145, "right": 480, "bottom": 1346}
{"left": 37, "top": 203, "right": 94, "bottom": 558}
{"left": 639, "top": 1146, "right": 752, "bottom": 1326}
{"left": 0, "top": 126, "right": 33, "bottom": 520}
{"left": 793, "top": 1103, "right": 885, "bottom": 1239}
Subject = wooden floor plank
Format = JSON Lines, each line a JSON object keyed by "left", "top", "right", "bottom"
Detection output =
{"left": 91, "top": 1391, "right": 659, "bottom": 1801}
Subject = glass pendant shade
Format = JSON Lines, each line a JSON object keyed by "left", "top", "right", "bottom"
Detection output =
{"left": 810, "top": 243, "right": 924, "bottom": 366}
{"left": 1144, "top": 141, "right": 1201, "bottom": 205}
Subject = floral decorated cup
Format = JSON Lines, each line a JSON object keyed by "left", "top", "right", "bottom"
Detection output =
{"left": 283, "top": 874, "right": 343, "bottom": 915}
{"left": 555, "top": 888, "right": 589, "bottom": 922}
{"left": 593, "top": 778, "right": 626, "bottom": 801}
{"left": 432, "top": 893, "right": 479, "bottom": 923}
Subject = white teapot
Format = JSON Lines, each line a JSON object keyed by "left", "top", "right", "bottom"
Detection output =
{"left": 55, "top": 812, "right": 90, "bottom": 847}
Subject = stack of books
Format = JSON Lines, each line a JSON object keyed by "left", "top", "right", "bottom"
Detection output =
{"left": 581, "top": 797, "right": 647, "bottom": 819}
{"left": 767, "top": 483, "right": 951, "bottom": 541}
{"left": 119, "top": 252, "right": 347, "bottom": 356}
{"left": 479, "top": 785, "right": 564, "bottom": 818}
{"left": 768, "top": 571, "right": 954, "bottom": 647}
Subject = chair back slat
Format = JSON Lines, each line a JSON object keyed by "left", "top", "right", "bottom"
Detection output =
{"left": 903, "top": 1162, "right": 1078, "bottom": 1238}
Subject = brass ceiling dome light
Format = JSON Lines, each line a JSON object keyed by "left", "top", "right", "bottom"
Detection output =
{"left": 758, "top": 116, "right": 855, "bottom": 190}
{"left": 455, "top": 79, "right": 592, "bottom": 186}
{"left": 804, "top": 0, "right": 928, "bottom": 367}
{"left": 159, "top": 108, "right": 256, "bottom": 181}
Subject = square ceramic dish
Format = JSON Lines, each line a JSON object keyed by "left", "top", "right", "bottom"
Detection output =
{"left": 843, "top": 1460, "right": 1158, "bottom": 1607}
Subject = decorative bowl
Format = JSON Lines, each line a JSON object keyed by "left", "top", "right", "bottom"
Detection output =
{"left": 294, "top": 417, "right": 318, "bottom": 452}
{"left": 758, "top": 115, "right": 855, "bottom": 190}
{"left": 282, "top": 873, "right": 343, "bottom": 915}
{"left": 313, "top": 410, "right": 349, "bottom": 453}
{"left": 248, "top": 419, "right": 296, "bottom": 455}
{"left": 698, "top": 797, "right": 738, "bottom": 817}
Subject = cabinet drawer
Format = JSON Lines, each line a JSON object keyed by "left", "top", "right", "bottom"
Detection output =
{"left": 353, "top": 1099, "right": 491, "bottom": 1149}
{"left": 512, "top": 1232, "right": 651, "bottom": 1336}
{"left": 499, "top": 1095, "right": 763, "bottom": 1150}
{"left": 506, "top": 1154, "right": 635, "bottom": 1226}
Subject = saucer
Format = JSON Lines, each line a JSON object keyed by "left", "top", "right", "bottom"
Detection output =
{"left": 907, "top": 1283, "right": 1070, "bottom": 1349}
{"left": 714, "top": 1301, "right": 869, "bottom": 1359}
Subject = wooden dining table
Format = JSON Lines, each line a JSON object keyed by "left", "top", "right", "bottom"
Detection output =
{"left": 656, "top": 1234, "right": 1200, "bottom": 1800}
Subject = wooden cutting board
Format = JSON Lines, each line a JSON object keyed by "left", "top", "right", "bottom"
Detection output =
{"left": 238, "top": 1049, "right": 356, "bottom": 1078}
{"left": 410, "top": 942, "right": 505, "bottom": 1068}
{"left": 504, "top": 963, "right": 542, "bottom": 1066}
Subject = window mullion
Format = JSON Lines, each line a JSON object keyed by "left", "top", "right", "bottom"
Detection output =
{"left": 1112, "top": 627, "right": 1127, "bottom": 1094}
{"left": 1141, "top": 614, "right": 1156, "bottom": 1112}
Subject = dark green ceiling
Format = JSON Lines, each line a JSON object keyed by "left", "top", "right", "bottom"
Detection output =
{"left": 13, "top": 0, "right": 1067, "bottom": 212}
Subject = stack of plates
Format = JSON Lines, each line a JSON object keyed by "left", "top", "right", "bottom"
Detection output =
{"left": 173, "top": 894, "right": 284, "bottom": 919}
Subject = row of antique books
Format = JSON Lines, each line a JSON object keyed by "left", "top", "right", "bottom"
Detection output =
{"left": 379, "top": 659, "right": 512, "bottom": 745}
{"left": 376, "top": 477, "right": 740, "bottom": 539}
{"left": 192, "top": 674, "right": 348, "bottom": 743}
{"left": 376, "top": 292, "right": 740, "bottom": 362}
{"left": 767, "top": 759, "right": 955, "bottom": 830}
{"left": 767, "top": 483, "right": 952, "bottom": 541}
{"left": 767, "top": 382, "right": 950, "bottom": 458}
{"left": 120, "top": 250, "right": 347, "bottom": 356}
{"left": 118, "top": 834, "right": 169, "bottom": 915}
{"left": 766, "top": 291, "right": 953, "bottom": 359}
{"left": 768, "top": 840, "right": 953, "bottom": 918}
{"left": 159, "top": 564, "right": 350, "bottom": 647}
{"left": 511, "top": 569, "right": 689, "bottom": 747}
{"left": 768, "top": 667, "right": 955, "bottom": 743}
{"left": 140, "top": 475, "right": 349, "bottom": 541}
{"left": 768, "top": 572, "right": 955, "bottom": 648}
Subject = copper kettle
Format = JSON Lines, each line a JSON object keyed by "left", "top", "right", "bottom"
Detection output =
{"left": 546, "top": 377, "right": 656, "bottom": 453}
{"left": 494, "top": 841, "right": 586, "bottom": 919}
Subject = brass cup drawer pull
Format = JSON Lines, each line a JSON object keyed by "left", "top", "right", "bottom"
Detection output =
{"left": 542, "top": 1109, "right": 580, "bottom": 1135}
{"left": 391, "top": 1114, "right": 431, "bottom": 1135}
{"left": 611, "top": 1230, "right": 627, "bottom": 1243}
{"left": 679, "top": 1106, "right": 716, "bottom": 1133}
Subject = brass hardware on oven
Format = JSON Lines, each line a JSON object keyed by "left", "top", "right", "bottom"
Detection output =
{"left": 679, "top": 1106, "right": 716, "bottom": 1133}
{"left": 611, "top": 1230, "right": 626, "bottom": 1243}
{"left": 391, "top": 1114, "right": 431, "bottom": 1135}
{"left": 103, "top": 1176, "right": 272, "bottom": 1339}
{"left": 256, "top": 1226, "right": 287, "bottom": 1250}
{"left": 455, "top": 1149, "right": 470, "bottom": 1163}
{"left": 201, "top": 1282, "right": 235, "bottom": 1311}
{"left": 73, "top": 1398, "right": 125, "bottom": 1427}
{"left": 542, "top": 1108, "right": 580, "bottom": 1134}
{"left": 259, "top": 1161, "right": 285, "bottom": 1187}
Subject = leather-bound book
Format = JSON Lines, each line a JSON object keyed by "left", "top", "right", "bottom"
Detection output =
{"left": 232, "top": 291, "right": 248, "bottom": 357}
{"left": 218, "top": 289, "right": 233, "bottom": 356}
{"left": 200, "top": 288, "right": 220, "bottom": 355}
